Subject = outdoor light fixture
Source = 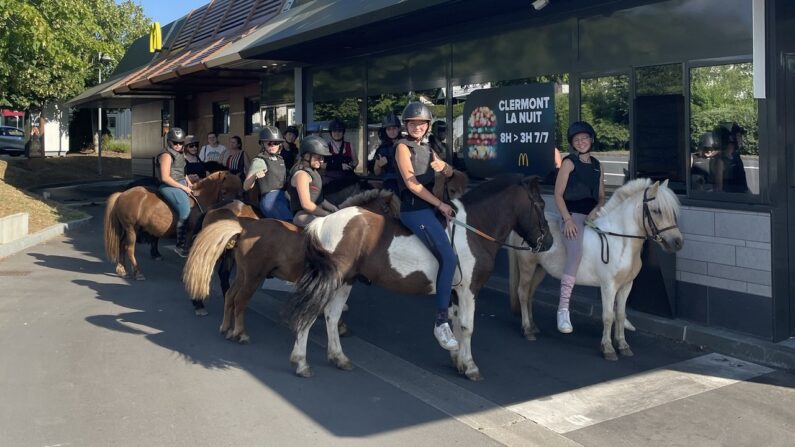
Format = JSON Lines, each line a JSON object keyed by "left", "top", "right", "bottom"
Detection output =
{"left": 531, "top": 0, "right": 549, "bottom": 10}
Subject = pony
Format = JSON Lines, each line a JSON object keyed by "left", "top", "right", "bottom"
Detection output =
{"left": 183, "top": 190, "right": 401, "bottom": 343}
{"left": 103, "top": 171, "right": 243, "bottom": 280}
{"left": 284, "top": 174, "right": 553, "bottom": 381}
{"left": 183, "top": 171, "right": 469, "bottom": 342}
{"left": 507, "top": 178, "right": 683, "bottom": 360}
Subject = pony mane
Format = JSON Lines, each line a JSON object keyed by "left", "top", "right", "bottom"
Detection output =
{"left": 339, "top": 189, "right": 400, "bottom": 219}
{"left": 460, "top": 173, "right": 525, "bottom": 206}
{"left": 598, "top": 178, "right": 680, "bottom": 222}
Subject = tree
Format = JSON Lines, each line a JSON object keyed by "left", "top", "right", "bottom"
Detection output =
{"left": 0, "top": 0, "right": 150, "bottom": 110}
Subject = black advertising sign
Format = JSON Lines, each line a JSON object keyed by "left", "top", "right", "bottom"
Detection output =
{"left": 463, "top": 83, "right": 555, "bottom": 178}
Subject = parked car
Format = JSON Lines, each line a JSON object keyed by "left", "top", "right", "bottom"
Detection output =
{"left": 0, "top": 126, "right": 26, "bottom": 156}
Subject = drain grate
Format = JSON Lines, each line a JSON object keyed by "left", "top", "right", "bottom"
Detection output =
{"left": 0, "top": 271, "right": 32, "bottom": 277}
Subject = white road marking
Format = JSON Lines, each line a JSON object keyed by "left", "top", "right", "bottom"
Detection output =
{"left": 507, "top": 353, "right": 772, "bottom": 434}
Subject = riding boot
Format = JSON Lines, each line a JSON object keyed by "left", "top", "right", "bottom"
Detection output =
{"left": 174, "top": 220, "right": 189, "bottom": 258}
{"left": 557, "top": 274, "right": 575, "bottom": 333}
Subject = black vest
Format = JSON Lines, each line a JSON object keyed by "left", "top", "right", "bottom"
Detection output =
{"left": 396, "top": 139, "right": 435, "bottom": 211}
{"left": 288, "top": 165, "right": 324, "bottom": 213}
{"left": 563, "top": 154, "right": 600, "bottom": 214}
{"left": 255, "top": 154, "right": 287, "bottom": 194}
{"left": 157, "top": 147, "right": 186, "bottom": 184}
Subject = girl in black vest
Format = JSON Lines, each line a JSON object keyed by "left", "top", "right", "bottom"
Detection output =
{"left": 157, "top": 128, "right": 192, "bottom": 258}
{"left": 243, "top": 126, "right": 293, "bottom": 221}
{"left": 183, "top": 135, "right": 207, "bottom": 183}
{"left": 395, "top": 102, "right": 458, "bottom": 352}
{"left": 553, "top": 121, "right": 605, "bottom": 334}
{"left": 288, "top": 135, "right": 340, "bottom": 228}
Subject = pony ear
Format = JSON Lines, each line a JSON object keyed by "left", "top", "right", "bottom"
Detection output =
{"left": 661, "top": 179, "right": 669, "bottom": 189}
{"left": 649, "top": 180, "right": 660, "bottom": 194}
{"left": 522, "top": 175, "right": 540, "bottom": 190}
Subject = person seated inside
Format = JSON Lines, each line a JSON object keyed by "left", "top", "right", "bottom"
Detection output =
{"left": 373, "top": 114, "right": 401, "bottom": 193}
{"left": 691, "top": 131, "right": 719, "bottom": 191}
{"left": 243, "top": 126, "right": 293, "bottom": 221}
{"left": 199, "top": 132, "right": 226, "bottom": 163}
{"left": 287, "top": 135, "right": 340, "bottom": 228}
{"left": 183, "top": 135, "right": 207, "bottom": 184}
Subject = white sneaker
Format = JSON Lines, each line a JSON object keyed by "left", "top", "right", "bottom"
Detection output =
{"left": 433, "top": 322, "right": 459, "bottom": 351}
{"left": 557, "top": 309, "right": 573, "bottom": 333}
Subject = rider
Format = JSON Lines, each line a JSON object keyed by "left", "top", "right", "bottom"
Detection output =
{"left": 373, "top": 114, "right": 402, "bottom": 193}
{"left": 288, "top": 135, "right": 340, "bottom": 227}
{"left": 157, "top": 127, "right": 193, "bottom": 258}
{"left": 394, "top": 102, "right": 458, "bottom": 351}
{"left": 243, "top": 126, "right": 293, "bottom": 221}
{"left": 282, "top": 125, "right": 300, "bottom": 172}
{"left": 324, "top": 119, "right": 359, "bottom": 191}
{"left": 553, "top": 121, "right": 605, "bottom": 333}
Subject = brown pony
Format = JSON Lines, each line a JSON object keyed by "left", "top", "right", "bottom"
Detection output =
{"left": 104, "top": 171, "right": 243, "bottom": 280}
{"left": 284, "top": 174, "right": 553, "bottom": 380}
{"left": 183, "top": 189, "right": 401, "bottom": 343}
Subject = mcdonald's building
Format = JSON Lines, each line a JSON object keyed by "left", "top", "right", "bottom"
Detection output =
{"left": 69, "top": 0, "right": 795, "bottom": 349}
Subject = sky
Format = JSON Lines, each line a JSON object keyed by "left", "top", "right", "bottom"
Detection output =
{"left": 129, "top": 0, "right": 209, "bottom": 26}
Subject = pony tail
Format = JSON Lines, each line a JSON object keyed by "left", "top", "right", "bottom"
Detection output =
{"left": 182, "top": 219, "right": 243, "bottom": 300}
{"left": 283, "top": 232, "right": 342, "bottom": 333}
{"left": 103, "top": 192, "right": 123, "bottom": 263}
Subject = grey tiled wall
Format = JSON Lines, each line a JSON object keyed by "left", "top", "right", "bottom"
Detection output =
{"left": 676, "top": 206, "right": 771, "bottom": 298}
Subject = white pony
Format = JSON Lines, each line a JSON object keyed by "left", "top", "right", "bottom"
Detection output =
{"left": 507, "top": 178, "right": 683, "bottom": 360}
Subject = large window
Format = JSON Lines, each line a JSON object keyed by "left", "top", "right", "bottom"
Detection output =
{"left": 212, "top": 102, "right": 230, "bottom": 135}
{"left": 580, "top": 74, "right": 630, "bottom": 189}
{"left": 245, "top": 97, "right": 261, "bottom": 135}
{"left": 689, "top": 62, "right": 758, "bottom": 195}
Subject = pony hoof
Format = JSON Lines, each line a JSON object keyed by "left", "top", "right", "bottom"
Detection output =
{"left": 465, "top": 369, "right": 483, "bottom": 381}
{"left": 152, "top": 255, "right": 163, "bottom": 261}
{"left": 602, "top": 351, "right": 619, "bottom": 361}
{"left": 194, "top": 308, "right": 209, "bottom": 317}
{"left": 237, "top": 334, "right": 250, "bottom": 344}
{"left": 334, "top": 359, "right": 353, "bottom": 371}
{"left": 296, "top": 366, "right": 314, "bottom": 378}
{"left": 338, "top": 321, "right": 349, "bottom": 337}
{"left": 224, "top": 330, "right": 235, "bottom": 340}
{"left": 524, "top": 333, "right": 537, "bottom": 341}
{"left": 619, "top": 346, "right": 634, "bottom": 357}
{"left": 134, "top": 273, "right": 146, "bottom": 281}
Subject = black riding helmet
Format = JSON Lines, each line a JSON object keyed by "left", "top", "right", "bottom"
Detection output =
{"left": 258, "top": 126, "right": 284, "bottom": 143}
{"left": 698, "top": 132, "right": 717, "bottom": 151}
{"left": 381, "top": 114, "right": 401, "bottom": 129}
{"left": 300, "top": 135, "right": 332, "bottom": 157}
{"left": 401, "top": 102, "right": 433, "bottom": 122}
{"left": 567, "top": 121, "right": 596, "bottom": 145}
{"left": 329, "top": 119, "right": 346, "bottom": 133}
{"left": 166, "top": 127, "right": 185, "bottom": 143}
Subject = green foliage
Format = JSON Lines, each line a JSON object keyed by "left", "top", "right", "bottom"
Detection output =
{"left": 314, "top": 98, "right": 360, "bottom": 128}
{"left": 581, "top": 75, "right": 630, "bottom": 152}
{"left": 0, "top": 0, "right": 150, "bottom": 110}
{"left": 102, "top": 135, "right": 130, "bottom": 153}
{"left": 690, "top": 63, "right": 757, "bottom": 155}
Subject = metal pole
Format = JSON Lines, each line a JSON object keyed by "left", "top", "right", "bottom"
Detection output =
{"left": 98, "top": 56, "right": 103, "bottom": 176}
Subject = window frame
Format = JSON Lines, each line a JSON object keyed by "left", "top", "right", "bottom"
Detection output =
{"left": 212, "top": 101, "right": 230, "bottom": 135}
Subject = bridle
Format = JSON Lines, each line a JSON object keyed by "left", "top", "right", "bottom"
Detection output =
{"left": 588, "top": 186, "right": 679, "bottom": 263}
{"left": 450, "top": 188, "right": 548, "bottom": 253}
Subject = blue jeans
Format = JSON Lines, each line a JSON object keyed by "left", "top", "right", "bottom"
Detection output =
{"left": 159, "top": 181, "right": 191, "bottom": 223}
{"left": 259, "top": 189, "right": 293, "bottom": 221}
{"left": 399, "top": 208, "right": 457, "bottom": 312}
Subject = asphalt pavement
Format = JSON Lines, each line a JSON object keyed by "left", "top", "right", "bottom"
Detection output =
{"left": 1, "top": 201, "right": 794, "bottom": 446}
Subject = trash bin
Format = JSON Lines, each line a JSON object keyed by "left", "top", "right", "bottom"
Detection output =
{"left": 627, "top": 240, "right": 677, "bottom": 318}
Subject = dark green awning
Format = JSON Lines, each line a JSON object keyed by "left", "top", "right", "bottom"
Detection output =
{"left": 238, "top": 0, "right": 449, "bottom": 60}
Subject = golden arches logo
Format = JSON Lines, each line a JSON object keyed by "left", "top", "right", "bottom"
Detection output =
{"left": 517, "top": 152, "right": 529, "bottom": 167}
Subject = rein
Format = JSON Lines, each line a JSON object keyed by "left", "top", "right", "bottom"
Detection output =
{"left": 585, "top": 187, "right": 679, "bottom": 264}
{"left": 451, "top": 218, "right": 542, "bottom": 251}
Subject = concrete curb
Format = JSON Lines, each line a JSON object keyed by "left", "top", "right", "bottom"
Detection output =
{"left": 0, "top": 216, "right": 93, "bottom": 260}
{"left": 485, "top": 276, "right": 795, "bottom": 372}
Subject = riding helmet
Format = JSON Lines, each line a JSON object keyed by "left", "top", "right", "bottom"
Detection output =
{"left": 381, "top": 114, "right": 401, "bottom": 129}
{"left": 566, "top": 121, "right": 596, "bottom": 145}
{"left": 401, "top": 102, "right": 433, "bottom": 123}
{"left": 258, "top": 126, "right": 284, "bottom": 142}
{"left": 329, "top": 119, "right": 346, "bottom": 133}
{"left": 432, "top": 120, "right": 447, "bottom": 135}
{"left": 166, "top": 127, "right": 186, "bottom": 143}
{"left": 698, "top": 132, "right": 717, "bottom": 151}
{"left": 300, "top": 135, "right": 332, "bottom": 157}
